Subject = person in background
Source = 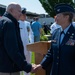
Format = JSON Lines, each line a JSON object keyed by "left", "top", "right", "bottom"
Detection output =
{"left": 31, "top": 17, "right": 42, "bottom": 42}
{"left": 25, "top": 21, "right": 34, "bottom": 43}
{"left": 19, "top": 8, "right": 34, "bottom": 75}
{"left": 0, "top": 2, "right": 35, "bottom": 75}
{"left": 50, "top": 16, "right": 61, "bottom": 34}
{"left": 50, "top": 22, "right": 61, "bottom": 34}
{"left": 43, "top": 22, "right": 50, "bottom": 34}
{"left": 32, "top": 3, "right": 75, "bottom": 75}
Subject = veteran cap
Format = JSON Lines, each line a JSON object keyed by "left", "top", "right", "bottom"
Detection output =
{"left": 21, "top": 8, "right": 26, "bottom": 14}
{"left": 54, "top": 3, "right": 75, "bottom": 14}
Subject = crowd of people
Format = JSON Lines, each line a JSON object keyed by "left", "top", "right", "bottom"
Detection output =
{"left": 0, "top": 2, "right": 75, "bottom": 75}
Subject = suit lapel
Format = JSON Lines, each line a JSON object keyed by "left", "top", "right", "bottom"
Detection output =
{"left": 61, "top": 24, "right": 75, "bottom": 46}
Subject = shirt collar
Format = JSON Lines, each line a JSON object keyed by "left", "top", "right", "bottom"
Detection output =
{"left": 61, "top": 24, "right": 71, "bottom": 34}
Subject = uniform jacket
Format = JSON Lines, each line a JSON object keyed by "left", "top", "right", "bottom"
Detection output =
{"left": 0, "top": 12, "right": 32, "bottom": 73}
{"left": 41, "top": 24, "right": 75, "bottom": 75}
{"left": 24, "top": 21, "right": 34, "bottom": 43}
{"left": 19, "top": 20, "right": 31, "bottom": 63}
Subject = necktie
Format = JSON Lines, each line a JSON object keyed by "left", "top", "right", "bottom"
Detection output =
{"left": 60, "top": 31, "right": 65, "bottom": 44}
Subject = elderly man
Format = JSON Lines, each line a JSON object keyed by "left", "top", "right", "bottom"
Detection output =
{"left": 33, "top": 3, "right": 75, "bottom": 75}
{"left": 0, "top": 2, "right": 35, "bottom": 75}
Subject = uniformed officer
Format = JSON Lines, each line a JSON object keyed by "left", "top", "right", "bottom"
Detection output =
{"left": 32, "top": 3, "right": 75, "bottom": 75}
{"left": 50, "top": 22, "right": 61, "bottom": 34}
{"left": 19, "top": 8, "right": 34, "bottom": 75}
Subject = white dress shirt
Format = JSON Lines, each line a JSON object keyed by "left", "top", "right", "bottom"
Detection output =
{"left": 60, "top": 24, "right": 71, "bottom": 44}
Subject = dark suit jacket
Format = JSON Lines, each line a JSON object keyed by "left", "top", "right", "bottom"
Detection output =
{"left": 0, "top": 12, "right": 32, "bottom": 73}
{"left": 41, "top": 24, "right": 75, "bottom": 75}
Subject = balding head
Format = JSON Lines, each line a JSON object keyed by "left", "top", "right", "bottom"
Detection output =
{"left": 6, "top": 2, "right": 20, "bottom": 12}
{"left": 6, "top": 2, "right": 21, "bottom": 20}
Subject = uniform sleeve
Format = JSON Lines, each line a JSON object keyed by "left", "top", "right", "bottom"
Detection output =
{"left": 3, "top": 22, "right": 32, "bottom": 73}
{"left": 40, "top": 29, "right": 59, "bottom": 70}
{"left": 40, "top": 45, "right": 53, "bottom": 70}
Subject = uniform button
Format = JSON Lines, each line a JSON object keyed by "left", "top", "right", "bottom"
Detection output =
{"left": 56, "top": 63, "right": 58, "bottom": 65}
{"left": 57, "top": 56, "right": 59, "bottom": 59}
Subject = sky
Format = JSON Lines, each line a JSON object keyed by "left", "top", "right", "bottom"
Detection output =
{"left": 0, "top": 0, "right": 47, "bottom": 14}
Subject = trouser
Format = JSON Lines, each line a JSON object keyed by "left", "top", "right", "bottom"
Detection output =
{"left": 0, "top": 72, "right": 20, "bottom": 75}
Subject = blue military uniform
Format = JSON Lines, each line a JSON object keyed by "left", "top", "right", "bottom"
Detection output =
{"left": 40, "top": 3, "right": 75, "bottom": 75}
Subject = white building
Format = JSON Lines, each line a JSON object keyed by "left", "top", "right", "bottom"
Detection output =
{"left": 27, "top": 14, "right": 54, "bottom": 25}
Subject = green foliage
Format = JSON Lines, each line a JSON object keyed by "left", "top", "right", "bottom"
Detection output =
{"left": 40, "top": 35, "right": 48, "bottom": 41}
{"left": 31, "top": 52, "right": 35, "bottom": 75}
{"left": 40, "top": 29, "right": 48, "bottom": 41}
{"left": 39, "top": 0, "right": 75, "bottom": 17}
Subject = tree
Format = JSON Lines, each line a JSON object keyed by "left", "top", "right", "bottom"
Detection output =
{"left": 39, "top": 0, "right": 75, "bottom": 17}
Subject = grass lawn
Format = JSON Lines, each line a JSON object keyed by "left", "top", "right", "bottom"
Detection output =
{"left": 21, "top": 52, "right": 35, "bottom": 75}
{"left": 31, "top": 52, "right": 35, "bottom": 75}
{"left": 31, "top": 52, "right": 35, "bottom": 64}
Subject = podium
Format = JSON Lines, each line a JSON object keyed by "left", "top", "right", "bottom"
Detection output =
{"left": 27, "top": 41, "right": 51, "bottom": 75}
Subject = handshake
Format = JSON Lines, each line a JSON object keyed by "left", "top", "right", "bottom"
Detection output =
{"left": 31, "top": 64, "right": 42, "bottom": 73}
